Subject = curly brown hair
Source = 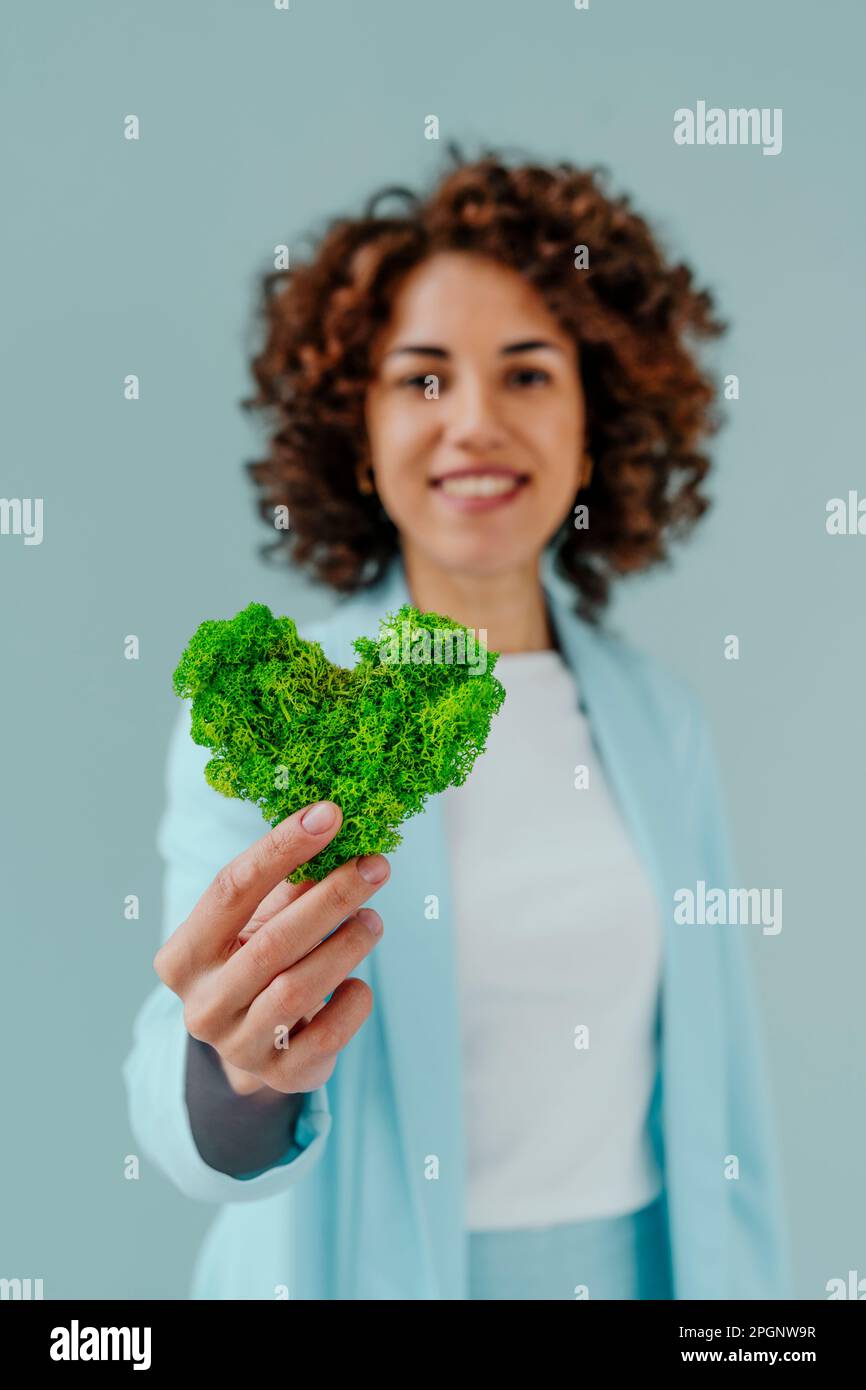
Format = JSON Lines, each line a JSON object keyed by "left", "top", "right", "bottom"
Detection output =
{"left": 241, "top": 143, "right": 727, "bottom": 624}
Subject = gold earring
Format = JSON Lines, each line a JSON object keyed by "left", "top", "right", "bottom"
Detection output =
{"left": 356, "top": 456, "right": 375, "bottom": 496}
{"left": 581, "top": 450, "right": 594, "bottom": 488}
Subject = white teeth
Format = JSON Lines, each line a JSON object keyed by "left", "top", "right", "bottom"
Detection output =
{"left": 438, "top": 473, "right": 522, "bottom": 497}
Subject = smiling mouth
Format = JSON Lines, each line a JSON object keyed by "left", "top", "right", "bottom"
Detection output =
{"left": 430, "top": 470, "right": 529, "bottom": 498}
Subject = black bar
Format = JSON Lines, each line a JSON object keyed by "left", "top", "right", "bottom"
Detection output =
{"left": 2, "top": 1297, "right": 862, "bottom": 1373}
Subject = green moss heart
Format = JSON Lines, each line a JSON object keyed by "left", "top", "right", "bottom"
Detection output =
{"left": 172, "top": 601, "right": 506, "bottom": 883}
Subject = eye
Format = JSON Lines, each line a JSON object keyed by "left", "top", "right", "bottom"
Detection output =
{"left": 399, "top": 373, "right": 434, "bottom": 390}
{"left": 509, "top": 366, "right": 552, "bottom": 387}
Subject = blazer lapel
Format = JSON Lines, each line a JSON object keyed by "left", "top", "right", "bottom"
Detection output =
{"left": 550, "top": 579, "right": 727, "bottom": 1297}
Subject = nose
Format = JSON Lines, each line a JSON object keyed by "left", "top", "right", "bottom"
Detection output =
{"left": 442, "top": 369, "right": 509, "bottom": 452}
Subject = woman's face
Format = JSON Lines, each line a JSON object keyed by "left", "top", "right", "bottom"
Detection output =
{"left": 364, "top": 251, "right": 587, "bottom": 580}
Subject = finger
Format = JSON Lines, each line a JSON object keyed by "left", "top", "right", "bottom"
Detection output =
{"left": 217, "top": 853, "right": 390, "bottom": 1011}
{"left": 235, "top": 879, "right": 315, "bottom": 948}
{"left": 227, "top": 978, "right": 374, "bottom": 1091}
{"left": 156, "top": 802, "right": 343, "bottom": 985}
{"left": 287, "top": 996, "right": 328, "bottom": 1032}
{"left": 244, "top": 908, "right": 383, "bottom": 1042}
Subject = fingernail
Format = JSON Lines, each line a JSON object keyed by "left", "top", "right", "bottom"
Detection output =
{"left": 357, "top": 854, "right": 389, "bottom": 884}
{"left": 301, "top": 801, "right": 337, "bottom": 833}
{"left": 357, "top": 908, "right": 384, "bottom": 938}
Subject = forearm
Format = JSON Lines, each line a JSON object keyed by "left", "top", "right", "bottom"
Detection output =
{"left": 184, "top": 1033, "right": 305, "bottom": 1178}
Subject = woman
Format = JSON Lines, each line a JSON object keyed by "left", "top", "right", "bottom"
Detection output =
{"left": 123, "top": 148, "right": 791, "bottom": 1300}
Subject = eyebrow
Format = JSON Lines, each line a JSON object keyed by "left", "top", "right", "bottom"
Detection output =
{"left": 383, "top": 339, "right": 565, "bottom": 360}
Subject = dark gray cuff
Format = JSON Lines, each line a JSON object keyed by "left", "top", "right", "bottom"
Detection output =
{"left": 184, "top": 1033, "right": 305, "bottom": 1179}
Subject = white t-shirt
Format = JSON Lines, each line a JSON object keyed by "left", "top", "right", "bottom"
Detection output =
{"left": 441, "top": 648, "right": 664, "bottom": 1232}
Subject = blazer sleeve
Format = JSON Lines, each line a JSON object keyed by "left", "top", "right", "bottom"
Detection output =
{"left": 686, "top": 694, "right": 794, "bottom": 1299}
{"left": 120, "top": 702, "right": 332, "bottom": 1205}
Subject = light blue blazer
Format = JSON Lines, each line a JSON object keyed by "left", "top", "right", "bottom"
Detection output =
{"left": 123, "top": 552, "right": 792, "bottom": 1300}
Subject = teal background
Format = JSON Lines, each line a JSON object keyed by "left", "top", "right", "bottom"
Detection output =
{"left": 1, "top": 0, "right": 863, "bottom": 1299}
